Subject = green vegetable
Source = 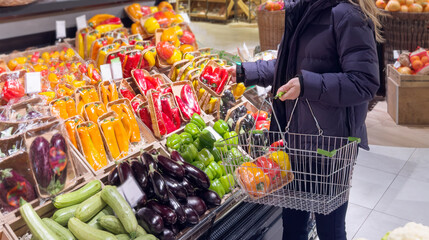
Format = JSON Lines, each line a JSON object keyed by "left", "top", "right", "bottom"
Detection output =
{"left": 75, "top": 192, "right": 106, "bottom": 222}
{"left": 136, "top": 225, "right": 147, "bottom": 237}
{"left": 68, "top": 217, "right": 117, "bottom": 240}
{"left": 53, "top": 180, "right": 102, "bottom": 209}
{"left": 223, "top": 131, "right": 238, "bottom": 149}
{"left": 226, "top": 147, "right": 243, "bottom": 166}
{"left": 215, "top": 139, "right": 229, "bottom": 154}
{"left": 101, "top": 186, "right": 138, "bottom": 235}
{"left": 193, "top": 138, "right": 203, "bottom": 151}
{"left": 195, "top": 148, "right": 214, "bottom": 167}
{"left": 179, "top": 143, "right": 198, "bottom": 163}
{"left": 166, "top": 134, "right": 181, "bottom": 150}
{"left": 98, "top": 215, "right": 127, "bottom": 235}
{"left": 116, "top": 234, "right": 130, "bottom": 240}
{"left": 218, "top": 161, "right": 227, "bottom": 176}
{"left": 213, "top": 120, "right": 229, "bottom": 136}
{"left": 190, "top": 113, "right": 206, "bottom": 130}
{"left": 184, "top": 123, "right": 201, "bottom": 139}
{"left": 19, "top": 199, "right": 60, "bottom": 240}
{"left": 42, "top": 218, "right": 76, "bottom": 240}
{"left": 220, "top": 174, "right": 235, "bottom": 193}
{"left": 87, "top": 206, "right": 114, "bottom": 229}
{"left": 209, "top": 179, "right": 225, "bottom": 198}
{"left": 191, "top": 161, "right": 205, "bottom": 170}
{"left": 134, "top": 234, "right": 158, "bottom": 240}
{"left": 179, "top": 132, "right": 193, "bottom": 145}
{"left": 52, "top": 204, "right": 79, "bottom": 226}
{"left": 204, "top": 167, "right": 214, "bottom": 180}
{"left": 199, "top": 129, "right": 217, "bottom": 149}
{"left": 382, "top": 232, "right": 390, "bottom": 240}
{"left": 207, "top": 161, "right": 224, "bottom": 179}
{"left": 210, "top": 147, "right": 223, "bottom": 162}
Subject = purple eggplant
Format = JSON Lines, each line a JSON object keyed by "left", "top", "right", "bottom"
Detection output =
{"left": 130, "top": 159, "right": 149, "bottom": 190}
{"left": 148, "top": 164, "right": 169, "bottom": 203}
{"left": 163, "top": 175, "right": 187, "bottom": 201}
{"left": 171, "top": 151, "right": 185, "bottom": 163}
{"left": 170, "top": 224, "right": 180, "bottom": 235}
{"left": 181, "top": 178, "right": 195, "bottom": 196}
{"left": 49, "top": 133, "right": 68, "bottom": 184}
{"left": 186, "top": 196, "right": 207, "bottom": 216}
{"left": 141, "top": 152, "right": 157, "bottom": 171}
{"left": 170, "top": 151, "right": 210, "bottom": 189}
{"left": 108, "top": 167, "right": 120, "bottom": 186}
{"left": 167, "top": 191, "right": 186, "bottom": 224}
{"left": 136, "top": 207, "right": 164, "bottom": 234}
{"left": 157, "top": 155, "right": 185, "bottom": 180}
{"left": 30, "top": 136, "right": 53, "bottom": 189}
{"left": 136, "top": 191, "right": 148, "bottom": 208}
{"left": 197, "top": 189, "right": 221, "bottom": 207}
{"left": 118, "top": 161, "right": 145, "bottom": 208}
{"left": 182, "top": 205, "right": 199, "bottom": 225}
{"left": 118, "top": 161, "right": 132, "bottom": 183}
{"left": 148, "top": 149, "right": 160, "bottom": 156}
{"left": 147, "top": 200, "right": 177, "bottom": 225}
{"left": 159, "top": 228, "right": 175, "bottom": 240}
{"left": 0, "top": 169, "right": 36, "bottom": 211}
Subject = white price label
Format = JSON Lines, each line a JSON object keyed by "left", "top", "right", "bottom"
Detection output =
{"left": 25, "top": 72, "right": 42, "bottom": 94}
{"left": 393, "top": 50, "right": 400, "bottom": 60}
{"left": 56, "top": 20, "right": 66, "bottom": 39}
{"left": 76, "top": 15, "right": 87, "bottom": 30}
{"left": 100, "top": 64, "right": 113, "bottom": 81}
{"left": 393, "top": 61, "right": 401, "bottom": 69}
{"left": 111, "top": 61, "right": 123, "bottom": 80}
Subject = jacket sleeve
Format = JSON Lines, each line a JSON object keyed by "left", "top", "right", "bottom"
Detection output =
{"left": 301, "top": 7, "right": 380, "bottom": 107}
{"left": 241, "top": 59, "right": 277, "bottom": 87}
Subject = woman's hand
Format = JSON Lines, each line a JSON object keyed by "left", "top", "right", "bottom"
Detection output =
{"left": 225, "top": 65, "right": 236, "bottom": 83}
{"left": 277, "top": 77, "right": 301, "bottom": 101}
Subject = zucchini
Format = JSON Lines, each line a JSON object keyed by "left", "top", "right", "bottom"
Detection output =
{"left": 42, "top": 218, "right": 76, "bottom": 240}
{"left": 53, "top": 180, "right": 102, "bottom": 208}
{"left": 75, "top": 192, "right": 106, "bottom": 222}
{"left": 98, "top": 215, "right": 127, "bottom": 235}
{"left": 101, "top": 186, "right": 138, "bottom": 234}
{"left": 115, "top": 234, "right": 130, "bottom": 240}
{"left": 87, "top": 206, "right": 114, "bottom": 229}
{"left": 68, "top": 217, "right": 117, "bottom": 240}
{"left": 134, "top": 234, "right": 158, "bottom": 240}
{"left": 19, "top": 199, "right": 60, "bottom": 240}
{"left": 52, "top": 204, "right": 79, "bottom": 226}
{"left": 136, "top": 225, "right": 147, "bottom": 237}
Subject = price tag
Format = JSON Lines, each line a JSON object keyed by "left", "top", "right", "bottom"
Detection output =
{"left": 111, "top": 60, "right": 123, "bottom": 80}
{"left": 393, "top": 61, "right": 401, "bottom": 69}
{"left": 393, "top": 50, "right": 400, "bottom": 60}
{"left": 76, "top": 15, "right": 87, "bottom": 30}
{"left": 56, "top": 20, "right": 66, "bottom": 39}
{"left": 100, "top": 64, "right": 113, "bottom": 81}
{"left": 25, "top": 72, "right": 42, "bottom": 94}
{"left": 180, "top": 13, "right": 191, "bottom": 24}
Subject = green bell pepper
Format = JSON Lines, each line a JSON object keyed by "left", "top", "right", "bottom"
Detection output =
{"left": 184, "top": 123, "right": 201, "bottom": 140}
{"left": 179, "top": 132, "right": 193, "bottom": 145}
{"left": 220, "top": 174, "right": 235, "bottom": 193}
{"left": 213, "top": 119, "right": 229, "bottom": 136}
{"left": 218, "top": 161, "right": 227, "bottom": 176}
{"left": 191, "top": 161, "right": 205, "bottom": 170}
{"left": 223, "top": 131, "right": 238, "bottom": 149}
{"left": 215, "top": 138, "right": 228, "bottom": 155}
{"left": 179, "top": 143, "right": 198, "bottom": 163}
{"left": 166, "top": 133, "right": 181, "bottom": 150}
{"left": 190, "top": 113, "right": 206, "bottom": 130}
{"left": 227, "top": 147, "right": 243, "bottom": 167}
{"left": 210, "top": 147, "right": 222, "bottom": 162}
{"left": 195, "top": 148, "right": 214, "bottom": 167}
{"left": 193, "top": 138, "right": 203, "bottom": 151}
{"left": 199, "top": 129, "right": 216, "bottom": 149}
{"left": 209, "top": 178, "right": 225, "bottom": 198}
{"left": 204, "top": 167, "right": 214, "bottom": 180}
{"left": 207, "top": 161, "right": 223, "bottom": 179}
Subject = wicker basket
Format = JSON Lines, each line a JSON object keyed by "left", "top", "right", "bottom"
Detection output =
{"left": 0, "top": 0, "right": 35, "bottom": 6}
{"left": 380, "top": 11, "right": 429, "bottom": 64}
{"left": 256, "top": 10, "right": 285, "bottom": 51}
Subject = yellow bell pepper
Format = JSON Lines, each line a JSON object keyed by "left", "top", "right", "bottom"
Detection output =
{"left": 42, "top": 52, "right": 50, "bottom": 64}
{"left": 95, "top": 24, "right": 123, "bottom": 34}
{"left": 166, "top": 50, "right": 182, "bottom": 65}
{"left": 184, "top": 53, "right": 195, "bottom": 61}
{"left": 233, "top": 82, "right": 246, "bottom": 99}
{"left": 161, "top": 27, "right": 178, "bottom": 42}
{"left": 198, "top": 88, "right": 205, "bottom": 100}
{"left": 39, "top": 91, "right": 56, "bottom": 103}
{"left": 72, "top": 80, "right": 86, "bottom": 88}
{"left": 208, "top": 97, "right": 217, "bottom": 113}
{"left": 33, "top": 64, "right": 47, "bottom": 72}
{"left": 88, "top": 14, "right": 115, "bottom": 28}
{"left": 131, "top": 22, "right": 143, "bottom": 35}
{"left": 48, "top": 73, "right": 59, "bottom": 88}
{"left": 143, "top": 50, "right": 156, "bottom": 68}
{"left": 150, "top": 6, "right": 158, "bottom": 13}
{"left": 269, "top": 151, "right": 291, "bottom": 177}
{"left": 144, "top": 17, "right": 160, "bottom": 34}
{"left": 85, "top": 31, "right": 100, "bottom": 59}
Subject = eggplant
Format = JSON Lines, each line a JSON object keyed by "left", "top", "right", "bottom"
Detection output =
{"left": 30, "top": 136, "right": 53, "bottom": 189}
{"left": 118, "top": 161, "right": 145, "bottom": 208}
{"left": 148, "top": 149, "right": 160, "bottom": 156}
{"left": 0, "top": 169, "right": 36, "bottom": 211}
{"left": 182, "top": 205, "right": 199, "bottom": 226}
{"left": 118, "top": 161, "right": 132, "bottom": 184}
{"left": 141, "top": 152, "right": 157, "bottom": 171}
{"left": 170, "top": 151, "right": 185, "bottom": 163}
{"left": 159, "top": 228, "right": 175, "bottom": 240}
{"left": 167, "top": 191, "right": 186, "bottom": 224}
{"left": 186, "top": 196, "right": 207, "bottom": 216}
{"left": 147, "top": 200, "right": 177, "bottom": 225}
{"left": 130, "top": 159, "right": 149, "bottom": 190}
{"left": 198, "top": 189, "right": 221, "bottom": 207}
{"left": 148, "top": 166, "right": 169, "bottom": 203}
{"left": 136, "top": 207, "right": 164, "bottom": 234}
{"left": 163, "top": 175, "right": 187, "bottom": 201}
{"left": 50, "top": 133, "right": 68, "bottom": 184}
{"left": 108, "top": 167, "right": 120, "bottom": 186}
{"left": 170, "top": 224, "right": 180, "bottom": 235}
{"left": 157, "top": 155, "right": 185, "bottom": 180}
{"left": 181, "top": 178, "right": 195, "bottom": 196}
{"left": 170, "top": 151, "right": 209, "bottom": 189}
{"left": 136, "top": 191, "right": 148, "bottom": 208}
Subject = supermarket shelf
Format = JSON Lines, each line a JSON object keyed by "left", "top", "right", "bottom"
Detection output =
{"left": 190, "top": 13, "right": 208, "bottom": 18}
{"left": 207, "top": 14, "right": 228, "bottom": 20}
{"left": 207, "top": 0, "right": 227, "bottom": 3}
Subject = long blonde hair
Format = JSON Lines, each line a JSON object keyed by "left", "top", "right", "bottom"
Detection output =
{"left": 350, "top": 0, "right": 384, "bottom": 42}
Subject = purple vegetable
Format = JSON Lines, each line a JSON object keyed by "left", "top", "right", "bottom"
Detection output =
{"left": 186, "top": 196, "right": 207, "bottom": 216}
{"left": 130, "top": 159, "right": 149, "bottom": 190}
{"left": 108, "top": 167, "right": 120, "bottom": 186}
{"left": 136, "top": 207, "right": 164, "bottom": 234}
{"left": 163, "top": 175, "right": 187, "bottom": 201}
{"left": 0, "top": 169, "right": 36, "bottom": 211}
{"left": 30, "top": 136, "right": 52, "bottom": 189}
{"left": 181, "top": 178, "right": 195, "bottom": 196}
{"left": 159, "top": 228, "right": 175, "bottom": 240}
{"left": 167, "top": 191, "right": 186, "bottom": 224}
{"left": 49, "top": 134, "right": 68, "bottom": 184}
{"left": 141, "top": 152, "right": 157, "bottom": 171}
{"left": 182, "top": 205, "right": 199, "bottom": 225}
{"left": 118, "top": 161, "right": 145, "bottom": 208}
{"left": 157, "top": 155, "right": 185, "bottom": 180}
{"left": 147, "top": 200, "right": 177, "bottom": 225}
{"left": 197, "top": 189, "right": 221, "bottom": 207}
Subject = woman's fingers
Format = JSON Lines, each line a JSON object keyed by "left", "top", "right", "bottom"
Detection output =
{"left": 278, "top": 78, "right": 301, "bottom": 101}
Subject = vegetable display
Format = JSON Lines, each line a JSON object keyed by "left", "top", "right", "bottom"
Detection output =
{"left": 0, "top": 169, "right": 36, "bottom": 212}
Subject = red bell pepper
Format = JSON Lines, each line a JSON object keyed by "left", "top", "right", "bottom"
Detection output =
{"left": 123, "top": 51, "right": 141, "bottom": 78}
{"left": 200, "top": 66, "right": 214, "bottom": 84}
{"left": 175, "top": 96, "right": 193, "bottom": 120}
{"left": 180, "top": 30, "right": 195, "bottom": 45}
{"left": 2, "top": 79, "right": 25, "bottom": 102}
{"left": 138, "top": 105, "right": 153, "bottom": 132}
{"left": 156, "top": 41, "right": 175, "bottom": 60}
{"left": 255, "top": 156, "right": 282, "bottom": 182}
{"left": 162, "top": 112, "right": 176, "bottom": 134}
{"left": 162, "top": 86, "right": 172, "bottom": 94}
{"left": 117, "top": 50, "right": 127, "bottom": 65}
{"left": 120, "top": 87, "right": 136, "bottom": 100}
{"left": 215, "top": 68, "right": 229, "bottom": 94}
{"left": 141, "top": 6, "right": 152, "bottom": 16}
{"left": 151, "top": 91, "right": 167, "bottom": 135}
{"left": 145, "top": 76, "right": 161, "bottom": 90}
{"left": 131, "top": 100, "right": 140, "bottom": 113}
{"left": 78, "top": 63, "right": 87, "bottom": 74}
{"left": 0, "top": 67, "right": 6, "bottom": 74}
{"left": 154, "top": 12, "right": 170, "bottom": 27}
{"left": 254, "top": 111, "right": 269, "bottom": 121}
{"left": 160, "top": 95, "right": 174, "bottom": 120}
{"left": 171, "top": 107, "right": 181, "bottom": 129}
{"left": 98, "top": 17, "right": 122, "bottom": 26}
{"left": 256, "top": 120, "right": 270, "bottom": 130}
{"left": 31, "top": 52, "right": 40, "bottom": 64}
{"left": 270, "top": 140, "right": 284, "bottom": 151}
{"left": 180, "top": 84, "right": 200, "bottom": 115}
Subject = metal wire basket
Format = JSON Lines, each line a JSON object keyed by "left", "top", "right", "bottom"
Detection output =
{"left": 217, "top": 98, "right": 360, "bottom": 215}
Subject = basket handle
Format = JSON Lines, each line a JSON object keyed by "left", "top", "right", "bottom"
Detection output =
{"left": 285, "top": 98, "right": 323, "bottom": 136}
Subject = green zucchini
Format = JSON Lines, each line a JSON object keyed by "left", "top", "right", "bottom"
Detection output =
{"left": 53, "top": 180, "right": 102, "bottom": 209}
{"left": 101, "top": 186, "right": 138, "bottom": 234}
{"left": 68, "top": 217, "right": 117, "bottom": 240}
{"left": 136, "top": 225, "right": 147, "bottom": 237}
{"left": 134, "top": 234, "right": 158, "bottom": 240}
{"left": 98, "top": 215, "right": 127, "bottom": 234}
{"left": 52, "top": 204, "right": 79, "bottom": 226}
{"left": 87, "top": 206, "right": 114, "bottom": 229}
{"left": 42, "top": 218, "right": 76, "bottom": 240}
{"left": 115, "top": 234, "right": 130, "bottom": 240}
{"left": 19, "top": 199, "right": 60, "bottom": 240}
{"left": 75, "top": 191, "right": 106, "bottom": 222}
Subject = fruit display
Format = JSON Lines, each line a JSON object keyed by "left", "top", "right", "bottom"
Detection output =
{"left": 394, "top": 47, "right": 429, "bottom": 75}
{"left": 376, "top": 0, "right": 429, "bottom": 12}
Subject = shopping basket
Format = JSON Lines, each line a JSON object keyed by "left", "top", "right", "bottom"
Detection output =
{"left": 216, "top": 98, "right": 360, "bottom": 215}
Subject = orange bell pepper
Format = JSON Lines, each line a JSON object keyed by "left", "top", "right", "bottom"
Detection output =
{"left": 78, "top": 126, "right": 103, "bottom": 171}
{"left": 65, "top": 98, "right": 77, "bottom": 117}
{"left": 121, "top": 103, "right": 141, "bottom": 143}
{"left": 65, "top": 118, "right": 82, "bottom": 149}
{"left": 94, "top": 103, "right": 106, "bottom": 117}
{"left": 100, "top": 84, "right": 110, "bottom": 106}
{"left": 128, "top": 3, "right": 143, "bottom": 20}
{"left": 111, "top": 117, "right": 129, "bottom": 158}
{"left": 85, "top": 104, "right": 99, "bottom": 123}
{"left": 87, "top": 123, "right": 108, "bottom": 166}
{"left": 238, "top": 162, "right": 271, "bottom": 197}
{"left": 89, "top": 88, "right": 99, "bottom": 102}
{"left": 110, "top": 104, "right": 123, "bottom": 117}
{"left": 108, "top": 83, "right": 118, "bottom": 101}
{"left": 52, "top": 99, "right": 68, "bottom": 119}
{"left": 80, "top": 89, "right": 92, "bottom": 104}
{"left": 77, "top": 100, "right": 85, "bottom": 115}
{"left": 101, "top": 119, "right": 121, "bottom": 160}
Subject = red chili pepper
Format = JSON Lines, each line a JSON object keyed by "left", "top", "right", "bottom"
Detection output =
{"left": 160, "top": 95, "right": 174, "bottom": 120}
{"left": 200, "top": 66, "right": 213, "bottom": 84}
{"left": 123, "top": 52, "right": 141, "bottom": 78}
{"left": 120, "top": 87, "right": 136, "bottom": 100}
{"left": 98, "top": 17, "right": 122, "bottom": 26}
{"left": 92, "top": 68, "right": 101, "bottom": 83}
{"left": 255, "top": 156, "right": 281, "bottom": 182}
{"left": 180, "top": 84, "right": 200, "bottom": 115}
{"left": 152, "top": 91, "right": 167, "bottom": 135}
{"left": 171, "top": 107, "right": 181, "bottom": 129}
{"left": 175, "top": 96, "right": 193, "bottom": 120}
{"left": 162, "top": 86, "right": 172, "bottom": 94}
{"left": 145, "top": 76, "right": 160, "bottom": 90}
{"left": 162, "top": 112, "right": 176, "bottom": 134}
{"left": 215, "top": 68, "right": 229, "bottom": 94}
{"left": 256, "top": 120, "right": 270, "bottom": 130}
{"left": 138, "top": 105, "right": 153, "bottom": 132}
{"left": 270, "top": 140, "right": 284, "bottom": 151}
{"left": 2, "top": 79, "right": 25, "bottom": 102}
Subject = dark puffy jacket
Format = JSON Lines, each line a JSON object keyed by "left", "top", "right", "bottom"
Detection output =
{"left": 241, "top": 0, "right": 380, "bottom": 149}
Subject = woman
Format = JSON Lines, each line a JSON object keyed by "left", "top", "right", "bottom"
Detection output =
{"left": 229, "top": 0, "right": 381, "bottom": 238}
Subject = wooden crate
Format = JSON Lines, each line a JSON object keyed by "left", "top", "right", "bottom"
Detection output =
{"left": 386, "top": 65, "right": 429, "bottom": 125}
{"left": 0, "top": 228, "right": 13, "bottom": 240}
